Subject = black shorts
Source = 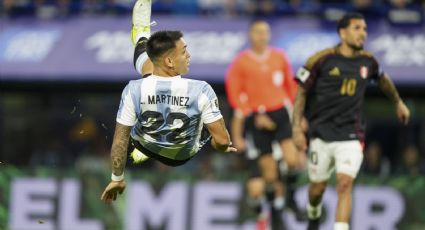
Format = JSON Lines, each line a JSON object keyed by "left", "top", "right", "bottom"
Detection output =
{"left": 130, "top": 126, "right": 210, "bottom": 167}
{"left": 131, "top": 139, "right": 191, "bottom": 166}
{"left": 246, "top": 107, "right": 292, "bottom": 155}
{"left": 246, "top": 158, "right": 285, "bottom": 179}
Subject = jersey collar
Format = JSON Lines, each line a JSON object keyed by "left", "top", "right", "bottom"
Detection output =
{"left": 248, "top": 48, "right": 271, "bottom": 62}
{"left": 150, "top": 75, "right": 182, "bottom": 80}
{"left": 335, "top": 43, "right": 363, "bottom": 58}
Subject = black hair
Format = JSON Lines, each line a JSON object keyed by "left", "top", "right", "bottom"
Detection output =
{"left": 249, "top": 18, "right": 270, "bottom": 30}
{"left": 146, "top": 30, "right": 183, "bottom": 62}
{"left": 337, "top": 12, "right": 365, "bottom": 34}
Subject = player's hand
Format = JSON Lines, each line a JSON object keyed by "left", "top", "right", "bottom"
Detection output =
{"left": 396, "top": 100, "right": 410, "bottom": 125}
{"left": 254, "top": 114, "right": 276, "bottom": 131}
{"left": 225, "top": 146, "right": 238, "bottom": 153}
{"left": 101, "top": 180, "right": 126, "bottom": 204}
{"left": 232, "top": 136, "right": 247, "bottom": 153}
{"left": 293, "top": 127, "right": 307, "bottom": 152}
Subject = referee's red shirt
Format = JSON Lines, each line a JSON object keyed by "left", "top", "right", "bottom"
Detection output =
{"left": 225, "top": 48, "right": 297, "bottom": 116}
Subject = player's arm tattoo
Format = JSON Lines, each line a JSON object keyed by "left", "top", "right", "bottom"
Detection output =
{"left": 218, "top": 118, "right": 228, "bottom": 133}
{"left": 292, "top": 86, "right": 307, "bottom": 129}
{"left": 111, "top": 123, "right": 131, "bottom": 176}
{"left": 207, "top": 118, "right": 231, "bottom": 152}
{"left": 378, "top": 74, "right": 401, "bottom": 104}
{"left": 217, "top": 118, "right": 231, "bottom": 142}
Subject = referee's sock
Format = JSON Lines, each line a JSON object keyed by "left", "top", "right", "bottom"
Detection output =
{"left": 247, "top": 196, "right": 265, "bottom": 215}
{"left": 264, "top": 183, "right": 285, "bottom": 211}
{"left": 273, "top": 196, "right": 285, "bottom": 210}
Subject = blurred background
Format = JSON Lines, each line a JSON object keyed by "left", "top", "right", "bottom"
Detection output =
{"left": 1, "top": 0, "right": 425, "bottom": 230}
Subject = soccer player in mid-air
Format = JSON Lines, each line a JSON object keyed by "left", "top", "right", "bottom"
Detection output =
{"left": 101, "top": 0, "right": 236, "bottom": 203}
{"left": 292, "top": 13, "right": 410, "bottom": 230}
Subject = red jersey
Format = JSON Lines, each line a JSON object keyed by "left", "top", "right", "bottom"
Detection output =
{"left": 225, "top": 48, "right": 297, "bottom": 116}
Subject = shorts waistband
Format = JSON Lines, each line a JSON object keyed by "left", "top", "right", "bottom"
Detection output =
{"left": 131, "top": 139, "right": 191, "bottom": 167}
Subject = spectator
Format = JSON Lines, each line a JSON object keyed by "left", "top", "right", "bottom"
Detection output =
{"left": 397, "top": 144, "right": 425, "bottom": 176}
{"left": 386, "top": 0, "right": 423, "bottom": 24}
{"left": 2, "top": 0, "right": 34, "bottom": 17}
{"left": 363, "top": 141, "right": 391, "bottom": 176}
{"left": 30, "top": 137, "right": 74, "bottom": 168}
{"left": 246, "top": 0, "right": 276, "bottom": 16}
{"left": 352, "top": 0, "right": 384, "bottom": 18}
{"left": 81, "top": 0, "right": 106, "bottom": 15}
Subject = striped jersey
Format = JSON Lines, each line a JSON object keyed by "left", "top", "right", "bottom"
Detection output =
{"left": 116, "top": 75, "right": 222, "bottom": 161}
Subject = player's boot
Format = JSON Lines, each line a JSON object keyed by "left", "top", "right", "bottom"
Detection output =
{"left": 306, "top": 202, "right": 322, "bottom": 230}
{"left": 131, "top": 0, "right": 152, "bottom": 45}
{"left": 270, "top": 207, "right": 286, "bottom": 230}
{"left": 130, "top": 148, "right": 150, "bottom": 164}
{"left": 256, "top": 211, "right": 270, "bottom": 230}
{"left": 286, "top": 191, "right": 308, "bottom": 221}
{"left": 307, "top": 218, "right": 320, "bottom": 230}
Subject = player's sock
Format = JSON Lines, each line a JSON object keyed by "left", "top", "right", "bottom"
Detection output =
{"left": 306, "top": 201, "right": 322, "bottom": 220}
{"left": 133, "top": 37, "right": 149, "bottom": 74}
{"left": 334, "top": 222, "right": 349, "bottom": 230}
{"left": 273, "top": 196, "right": 285, "bottom": 210}
{"left": 247, "top": 196, "right": 265, "bottom": 214}
{"left": 265, "top": 183, "right": 275, "bottom": 202}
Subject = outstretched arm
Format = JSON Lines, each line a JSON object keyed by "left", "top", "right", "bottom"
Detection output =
{"left": 206, "top": 118, "right": 237, "bottom": 152}
{"left": 378, "top": 74, "right": 410, "bottom": 125}
{"left": 101, "top": 123, "right": 131, "bottom": 204}
{"left": 111, "top": 123, "right": 132, "bottom": 176}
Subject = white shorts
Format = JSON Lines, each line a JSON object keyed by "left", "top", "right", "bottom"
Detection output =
{"left": 308, "top": 138, "right": 364, "bottom": 182}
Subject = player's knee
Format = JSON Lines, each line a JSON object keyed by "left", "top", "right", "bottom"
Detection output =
{"left": 280, "top": 139, "right": 298, "bottom": 169}
{"left": 247, "top": 178, "right": 264, "bottom": 199}
{"left": 261, "top": 167, "right": 278, "bottom": 183}
{"left": 336, "top": 176, "right": 353, "bottom": 194}
{"left": 263, "top": 171, "right": 278, "bottom": 183}
{"left": 285, "top": 154, "right": 298, "bottom": 169}
{"left": 259, "top": 155, "right": 278, "bottom": 182}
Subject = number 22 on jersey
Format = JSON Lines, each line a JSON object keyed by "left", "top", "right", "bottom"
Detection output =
{"left": 139, "top": 111, "right": 191, "bottom": 144}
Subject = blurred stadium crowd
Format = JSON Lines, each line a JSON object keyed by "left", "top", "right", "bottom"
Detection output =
{"left": 1, "top": 0, "right": 425, "bottom": 21}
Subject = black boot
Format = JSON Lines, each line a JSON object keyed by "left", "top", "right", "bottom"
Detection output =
{"left": 307, "top": 218, "right": 320, "bottom": 230}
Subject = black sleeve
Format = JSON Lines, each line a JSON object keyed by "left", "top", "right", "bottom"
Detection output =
{"left": 133, "top": 37, "right": 149, "bottom": 69}
{"left": 295, "top": 48, "right": 334, "bottom": 91}
{"left": 295, "top": 59, "right": 320, "bottom": 91}
{"left": 369, "top": 56, "right": 385, "bottom": 82}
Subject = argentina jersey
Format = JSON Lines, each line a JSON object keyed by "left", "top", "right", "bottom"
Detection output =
{"left": 116, "top": 75, "right": 222, "bottom": 165}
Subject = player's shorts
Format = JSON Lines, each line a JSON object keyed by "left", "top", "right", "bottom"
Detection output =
{"left": 308, "top": 138, "right": 364, "bottom": 182}
{"left": 246, "top": 158, "right": 285, "bottom": 179}
{"left": 130, "top": 126, "right": 211, "bottom": 167}
{"left": 131, "top": 139, "right": 191, "bottom": 166}
{"left": 246, "top": 107, "right": 292, "bottom": 155}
